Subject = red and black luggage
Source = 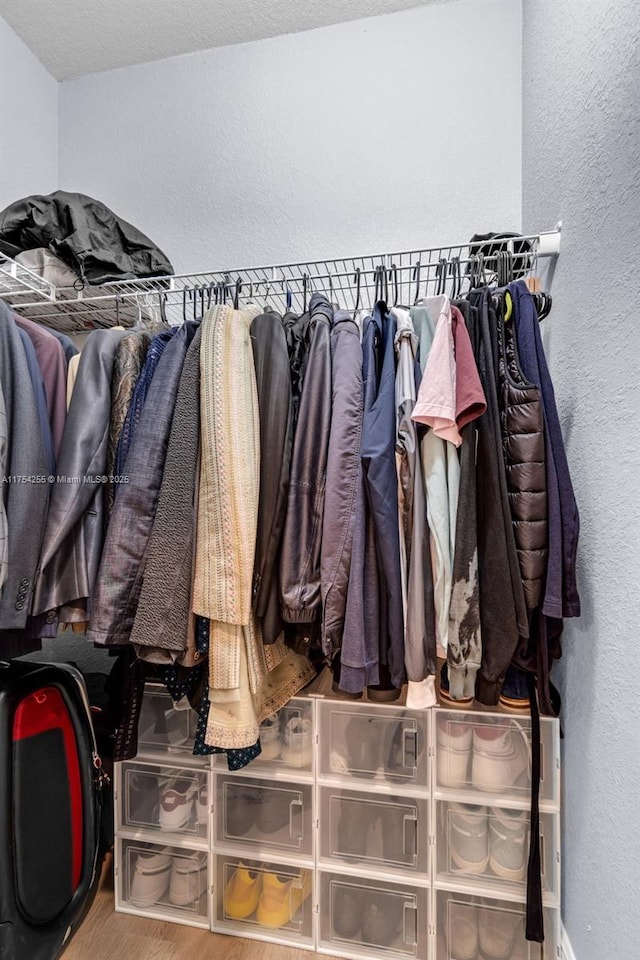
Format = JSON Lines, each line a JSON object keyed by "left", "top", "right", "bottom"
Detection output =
{"left": 0, "top": 659, "right": 105, "bottom": 960}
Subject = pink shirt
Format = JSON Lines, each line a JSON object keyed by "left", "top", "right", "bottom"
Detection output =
{"left": 412, "top": 296, "right": 460, "bottom": 444}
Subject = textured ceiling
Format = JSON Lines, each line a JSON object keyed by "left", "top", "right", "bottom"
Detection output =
{"left": 0, "top": 0, "right": 435, "bottom": 80}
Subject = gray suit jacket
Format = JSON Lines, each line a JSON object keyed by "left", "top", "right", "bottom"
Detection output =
{"left": 90, "top": 321, "right": 199, "bottom": 645}
{"left": 0, "top": 300, "right": 49, "bottom": 628}
{"left": 32, "top": 327, "right": 129, "bottom": 616}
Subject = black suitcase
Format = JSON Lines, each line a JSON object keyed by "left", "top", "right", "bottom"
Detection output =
{"left": 0, "top": 659, "right": 106, "bottom": 960}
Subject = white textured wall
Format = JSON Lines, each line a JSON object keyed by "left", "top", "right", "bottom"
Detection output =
{"left": 522, "top": 2, "right": 640, "bottom": 958}
{"left": 0, "top": 14, "right": 58, "bottom": 210}
{"left": 59, "top": 0, "right": 523, "bottom": 273}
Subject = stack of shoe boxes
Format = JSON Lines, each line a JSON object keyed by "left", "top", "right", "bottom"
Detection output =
{"left": 114, "top": 688, "right": 561, "bottom": 959}
{"left": 114, "top": 687, "right": 211, "bottom": 928}
{"left": 211, "top": 698, "right": 316, "bottom": 949}
{"left": 315, "top": 700, "right": 431, "bottom": 960}
{"left": 433, "top": 710, "right": 561, "bottom": 959}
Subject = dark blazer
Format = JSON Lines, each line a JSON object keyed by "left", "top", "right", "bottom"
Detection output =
{"left": 90, "top": 321, "right": 199, "bottom": 646}
{"left": 0, "top": 301, "right": 49, "bottom": 630}
{"left": 251, "top": 311, "right": 292, "bottom": 644}
{"left": 32, "top": 327, "right": 129, "bottom": 617}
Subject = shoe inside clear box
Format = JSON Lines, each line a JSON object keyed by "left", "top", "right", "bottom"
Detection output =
{"left": 435, "top": 800, "right": 559, "bottom": 902}
{"left": 320, "top": 786, "right": 429, "bottom": 874}
{"left": 436, "top": 890, "right": 560, "bottom": 960}
{"left": 216, "top": 775, "right": 313, "bottom": 857}
{"left": 215, "top": 855, "right": 313, "bottom": 941}
{"left": 137, "top": 686, "right": 198, "bottom": 755}
{"left": 122, "top": 761, "right": 208, "bottom": 840}
{"left": 319, "top": 701, "right": 428, "bottom": 787}
{"left": 120, "top": 839, "right": 208, "bottom": 919}
{"left": 318, "top": 871, "right": 429, "bottom": 959}
{"left": 434, "top": 709, "right": 558, "bottom": 805}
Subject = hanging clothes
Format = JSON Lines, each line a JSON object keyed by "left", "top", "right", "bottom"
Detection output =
{"left": 106, "top": 330, "right": 151, "bottom": 512}
{"left": 393, "top": 306, "right": 437, "bottom": 709}
{"left": 446, "top": 300, "right": 484, "bottom": 701}
{"left": 0, "top": 301, "right": 49, "bottom": 637}
{"left": 321, "top": 309, "right": 363, "bottom": 658}
{"left": 361, "top": 303, "right": 405, "bottom": 694}
{"left": 192, "top": 303, "right": 314, "bottom": 750}
{"left": 130, "top": 326, "right": 203, "bottom": 663}
{"left": 251, "top": 311, "right": 293, "bottom": 645}
{"left": 280, "top": 293, "right": 333, "bottom": 627}
{"left": 14, "top": 315, "right": 67, "bottom": 460}
{"left": 90, "top": 321, "right": 199, "bottom": 645}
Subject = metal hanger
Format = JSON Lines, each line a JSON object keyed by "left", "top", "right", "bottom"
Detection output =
{"left": 413, "top": 262, "right": 421, "bottom": 304}
{"left": 353, "top": 267, "right": 362, "bottom": 317}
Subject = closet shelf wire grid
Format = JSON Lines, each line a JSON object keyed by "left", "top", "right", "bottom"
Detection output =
{"left": 0, "top": 224, "right": 561, "bottom": 333}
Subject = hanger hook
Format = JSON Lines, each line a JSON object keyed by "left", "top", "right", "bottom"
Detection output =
{"left": 391, "top": 263, "right": 399, "bottom": 306}
{"left": 413, "top": 262, "right": 421, "bottom": 304}
{"left": 353, "top": 267, "right": 361, "bottom": 316}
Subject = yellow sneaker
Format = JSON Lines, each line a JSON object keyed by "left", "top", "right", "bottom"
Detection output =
{"left": 256, "top": 869, "right": 312, "bottom": 929}
{"left": 224, "top": 863, "right": 262, "bottom": 920}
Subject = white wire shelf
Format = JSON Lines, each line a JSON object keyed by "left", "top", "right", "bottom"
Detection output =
{"left": 0, "top": 225, "right": 561, "bottom": 332}
{"left": 0, "top": 252, "right": 56, "bottom": 304}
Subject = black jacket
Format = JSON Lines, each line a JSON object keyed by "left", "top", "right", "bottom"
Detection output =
{"left": 0, "top": 191, "right": 173, "bottom": 284}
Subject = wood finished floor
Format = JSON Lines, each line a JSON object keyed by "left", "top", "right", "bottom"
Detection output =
{"left": 62, "top": 854, "right": 340, "bottom": 960}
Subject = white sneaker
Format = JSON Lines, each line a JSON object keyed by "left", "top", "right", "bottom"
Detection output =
{"left": 158, "top": 778, "right": 198, "bottom": 831}
{"left": 280, "top": 716, "right": 313, "bottom": 767}
{"left": 169, "top": 851, "right": 208, "bottom": 907}
{"left": 446, "top": 803, "right": 489, "bottom": 875}
{"left": 129, "top": 849, "right": 172, "bottom": 906}
{"left": 260, "top": 713, "right": 282, "bottom": 760}
{"left": 436, "top": 717, "right": 473, "bottom": 788}
{"left": 471, "top": 723, "right": 531, "bottom": 794}
{"left": 489, "top": 808, "right": 529, "bottom": 882}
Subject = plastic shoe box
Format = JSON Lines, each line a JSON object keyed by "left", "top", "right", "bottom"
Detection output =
{"left": 433, "top": 709, "right": 559, "bottom": 808}
{"left": 116, "top": 838, "right": 210, "bottom": 928}
{"left": 317, "top": 785, "right": 429, "bottom": 876}
{"left": 317, "top": 700, "right": 429, "bottom": 790}
{"left": 116, "top": 760, "right": 210, "bottom": 845}
{"left": 213, "top": 853, "right": 314, "bottom": 949}
{"left": 213, "top": 697, "right": 315, "bottom": 778}
{"left": 215, "top": 774, "right": 314, "bottom": 859}
{"left": 434, "top": 889, "right": 560, "bottom": 960}
{"left": 137, "top": 685, "right": 202, "bottom": 759}
{"left": 317, "top": 869, "right": 429, "bottom": 960}
{"left": 434, "top": 800, "right": 559, "bottom": 904}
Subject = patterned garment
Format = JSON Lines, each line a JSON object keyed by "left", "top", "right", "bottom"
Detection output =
{"left": 114, "top": 326, "right": 178, "bottom": 477}
{"left": 189, "top": 617, "right": 262, "bottom": 770}
{"left": 106, "top": 331, "right": 151, "bottom": 512}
